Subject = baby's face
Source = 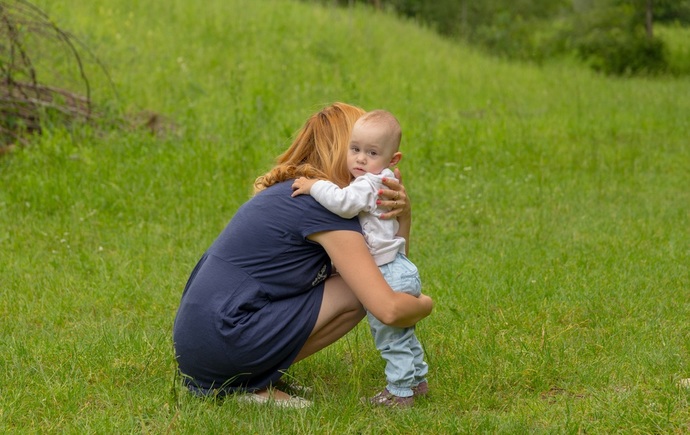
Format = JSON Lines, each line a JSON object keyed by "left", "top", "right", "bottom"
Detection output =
{"left": 347, "top": 120, "right": 397, "bottom": 178}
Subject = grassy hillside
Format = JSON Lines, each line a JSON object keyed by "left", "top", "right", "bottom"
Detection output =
{"left": 1, "top": 0, "right": 689, "bottom": 432}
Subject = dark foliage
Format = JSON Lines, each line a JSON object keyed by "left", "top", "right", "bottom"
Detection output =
{"left": 306, "top": 0, "right": 689, "bottom": 76}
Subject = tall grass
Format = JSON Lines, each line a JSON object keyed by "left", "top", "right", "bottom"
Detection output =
{"left": 1, "top": 0, "right": 689, "bottom": 432}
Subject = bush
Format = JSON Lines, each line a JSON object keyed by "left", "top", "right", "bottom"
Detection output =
{"left": 305, "top": 0, "right": 678, "bottom": 76}
{"left": 656, "top": 23, "right": 690, "bottom": 76}
{"left": 576, "top": 27, "right": 667, "bottom": 75}
{"left": 571, "top": 5, "right": 668, "bottom": 76}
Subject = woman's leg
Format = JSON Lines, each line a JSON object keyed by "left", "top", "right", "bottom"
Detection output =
{"left": 294, "top": 274, "right": 366, "bottom": 362}
{"left": 253, "top": 275, "right": 364, "bottom": 401}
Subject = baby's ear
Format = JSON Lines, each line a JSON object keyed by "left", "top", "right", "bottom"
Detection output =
{"left": 389, "top": 152, "right": 402, "bottom": 167}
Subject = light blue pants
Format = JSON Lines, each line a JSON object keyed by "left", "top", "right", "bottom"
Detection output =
{"left": 367, "top": 253, "right": 428, "bottom": 398}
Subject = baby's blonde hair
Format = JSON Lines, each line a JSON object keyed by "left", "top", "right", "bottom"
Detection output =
{"left": 357, "top": 109, "right": 402, "bottom": 150}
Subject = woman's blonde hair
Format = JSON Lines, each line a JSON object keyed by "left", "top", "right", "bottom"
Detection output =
{"left": 253, "top": 102, "right": 365, "bottom": 193}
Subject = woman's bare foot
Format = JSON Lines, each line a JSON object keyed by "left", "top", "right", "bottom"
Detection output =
{"left": 254, "top": 388, "right": 293, "bottom": 401}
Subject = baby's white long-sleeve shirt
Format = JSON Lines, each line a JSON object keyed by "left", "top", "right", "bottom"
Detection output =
{"left": 310, "top": 168, "right": 406, "bottom": 266}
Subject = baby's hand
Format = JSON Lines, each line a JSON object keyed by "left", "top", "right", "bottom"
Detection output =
{"left": 291, "top": 177, "right": 317, "bottom": 197}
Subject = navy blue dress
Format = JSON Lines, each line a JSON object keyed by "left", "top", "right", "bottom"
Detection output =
{"left": 173, "top": 181, "right": 362, "bottom": 395}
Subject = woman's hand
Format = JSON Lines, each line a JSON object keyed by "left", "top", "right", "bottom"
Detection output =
{"left": 378, "top": 167, "right": 410, "bottom": 220}
{"left": 417, "top": 294, "right": 434, "bottom": 317}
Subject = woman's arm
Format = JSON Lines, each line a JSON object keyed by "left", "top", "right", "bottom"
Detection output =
{"left": 309, "top": 230, "right": 432, "bottom": 328}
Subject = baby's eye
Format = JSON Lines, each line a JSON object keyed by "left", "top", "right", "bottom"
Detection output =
{"left": 350, "top": 146, "right": 360, "bottom": 153}
{"left": 368, "top": 150, "right": 378, "bottom": 157}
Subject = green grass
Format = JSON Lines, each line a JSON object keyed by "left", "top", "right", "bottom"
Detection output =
{"left": 1, "top": 0, "right": 689, "bottom": 433}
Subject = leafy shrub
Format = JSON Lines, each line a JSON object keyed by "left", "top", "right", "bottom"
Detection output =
{"left": 656, "top": 23, "right": 690, "bottom": 75}
{"left": 571, "top": 5, "right": 668, "bottom": 75}
{"left": 575, "top": 27, "right": 667, "bottom": 75}
{"left": 305, "top": 0, "right": 682, "bottom": 76}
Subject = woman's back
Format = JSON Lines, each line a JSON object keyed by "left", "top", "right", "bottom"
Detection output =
{"left": 211, "top": 182, "right": 355, "bottom": 294}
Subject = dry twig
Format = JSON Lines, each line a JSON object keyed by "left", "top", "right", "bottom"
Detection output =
{"left": 0, "top": 0, "right": 112, "bottom": 150}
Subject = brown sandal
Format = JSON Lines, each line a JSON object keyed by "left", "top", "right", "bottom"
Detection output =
{"left": 412, "top": 381, "right": 429, "bottom": 397}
